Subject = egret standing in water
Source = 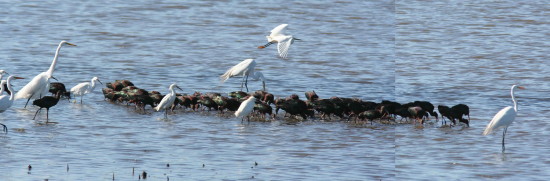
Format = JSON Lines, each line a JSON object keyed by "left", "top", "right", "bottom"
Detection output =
{"left": 0, "top": 76, "right": 25, "bottom": 133}
{"left": 70, "top": 77, "right": 103, "bottom": 104}
{"left": 15, "top": 41, "right": 76, "bottom": 108}
{"left": 220, "top": 59, "right": 266, "bottom": 92}
{"left": 235, "top": 96, "right": 256, "bottom": 122}
{"left": 483, "top": 85, "right": 525, "bottom": 153}
{"left": 154, "top": 83, "right": 183, "bottom": 119}
{"left": 258, "top": 24, "right": 299, "bottom": 59}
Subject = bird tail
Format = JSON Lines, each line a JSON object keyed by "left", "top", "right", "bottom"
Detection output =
{"left": 219, "top": 68, "right": 232, "bottom": 83}
{"left": 154, "top": 106, "right": 160, "bottom": 112}
{"left": 482, "top": 125, "right": 493, "bottom": 136}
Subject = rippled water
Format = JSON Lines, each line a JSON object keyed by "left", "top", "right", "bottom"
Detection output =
{"left": 0, "top": 0, "right": 548, "bottom": 180}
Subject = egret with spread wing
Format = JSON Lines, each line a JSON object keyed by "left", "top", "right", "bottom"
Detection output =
{"left": 258, "top": 24, "right": 299, "bottom": 59}
{"left": 220, "top": 59, "right": 266, "bottom": 92}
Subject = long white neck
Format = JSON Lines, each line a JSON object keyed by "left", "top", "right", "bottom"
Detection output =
{"left": 7, "top": 78, "right": 15, "bottom": 101}
{"left": 511, "top": 85, "right": 518, "bottom": 112}
{"left": 89, "top": 79, "right": 97, "bottom": 92}
{"left": 170, "top": 86, "right": 176, "bottom": 96}
{"left": 0, "top": 81, "right": 5, "bottom": 96}
{"left": 46, "top": 42, "right": 65, "bottom": 76}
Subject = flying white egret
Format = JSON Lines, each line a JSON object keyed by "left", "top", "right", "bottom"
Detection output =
{"left": 220, "top": 59, "right": 266, "bottom": 92}
{"left": 70, "top": 77, "right": 103, "bottom": 104}
{"left": 483, "top": 85, "right": 525, "bottom": 153}
{"left": 258, "top": 24, "right": 299, "bottom": 59}
{"left": 15, "top": 41, "right": 76, "bottom": 108}
{"left": 235, "top": 96, "right": 256, "bottom": 122}
{"left": 154, "top": 83, "right": 183, "bottom": 119}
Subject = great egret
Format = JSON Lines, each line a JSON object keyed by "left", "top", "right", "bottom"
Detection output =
{"left": 0, "top": 76, "right": 25, "bottom": 113}
{"left": 70, "top": 77, "right": 103, "bottom": 104}
{"left": 235, "top": 96, "right": 256, "bottom": 122}
{"left": 0, "top": 76, "right": 25, "bottom": 133}
{"left": 15, "top": 41, "right": 76, "bottom": 108}
{"left": 258, "top": 24, "right": 299, "bottom": 59}
{"left": 220, "top": 58, "right": 266, "bottom": 92}
{"left": 32, "top": 90, "right": 63, "bottom": 123}
{"left": 154, "top": 83, "right": 183, "bottom": 119}
{"left": 483, "top": 85, "right": 525, "bottom": 152}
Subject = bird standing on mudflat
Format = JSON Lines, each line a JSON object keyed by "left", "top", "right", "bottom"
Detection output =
{"left": 154, "top": 83, "right": 183, "bottom": 119}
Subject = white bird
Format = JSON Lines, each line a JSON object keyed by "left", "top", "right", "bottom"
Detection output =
{"left": 15, "top": 41, "right": 76, "bottom": 108}
{"left": 154, "top": 83, "right": 183, "bottom": 119}
{"left": 258, "top": 24, "right": 299, "bottom": 59}
{"left": 220, "top": 59, "right": 266, "bottom": 92}
{"left": 0, "top": 76, "right": 25, "bottom": 133}
{"left": 0, "top": 70, "right": 9, "bottom": 96}
{"left": 483, "top": 85, "right": 525, "bottom": 153}
{"left": 235, "top": 96, "right": 256, "bottom": 122}
{"left": 70, "top": 77, "right": 103, "bottom": 104}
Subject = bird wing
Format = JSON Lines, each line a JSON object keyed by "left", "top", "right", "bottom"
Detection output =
{"left": 483, "top": 106, "right": 516, "bottom": 135}
{"left": 71, "top": 82, "right": 91, "bottom": 95}
{"left": 220, "top": 59, "right": 256, "bottom": 82}
{"left": 277, "top": 36, "right": 293, "bottom": 59}
{"left": 155, "top": 94, "right": 175, "bottom": 111}
{"left": 235, "top": 97, "right": 255, "bottom": 117}
{"left": 15, "top": 72, "right": 49, "bottom": 100}
{"left": 270, "top": 24, "right": 288, "bottom": 37}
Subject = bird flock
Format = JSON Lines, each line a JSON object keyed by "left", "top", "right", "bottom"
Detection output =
{"left": 0, "top": 24, "right": 525, "bottom": 152}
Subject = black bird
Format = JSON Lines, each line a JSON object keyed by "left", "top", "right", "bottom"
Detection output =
{"left": 451, "top": 104, "right": 470, "bottom": 127}
{"left": 49, "top": 82, "right": 71, "bottom": 99}
{"left": 438, "top": 105, "right": 453, "bottom": 125}
{"left": 32, "top": 90, "right": 62, "bottom": 123}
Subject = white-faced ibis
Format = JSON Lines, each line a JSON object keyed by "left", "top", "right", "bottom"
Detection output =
{"left": 258, "top": 24, "right": 299, "bottom": 59}
{"left": 413, "top": 101, "right": 438, "bottom": 121}
{"left": 0, "top": 76, "right": 25, "bottom": 113}
{"left": 451, "top": 104, "right": 470, "bottom": 125}
{"left": 437, "top": 105, "right": 453, "bottom": 125}
{"left": 254, "top": 101, "right": 274, "bottom": 120}
{"left": 70, "top": 77, "right": 103, "bottom": 104}
{"left": 483, "top": 85, "right": 525, "bottom": 153}
{"left": 154, "top": 83, "right": 183, "bottom": 119}
{"left": 49, "top": 82, "right": 71, "bottom": 99}
{"left": 32, "top": 90, "right": 63, "bottom": 123}
{"left": 274, "top": 96, "right": 310, "bottom": 120}
{"left": 408, "top": 106, "right": 427, "bottom": 124}
{"left": 358, "top": 109, "right": 383, "bottom": 124}
{"left": 220, "top": 59, "right": 266, "bottom": 92}
{"left": 235, "top": 96, "right": 256, "bottom": 122}
{"left": 15, "top": 41, "right": 76, "bottom": 108}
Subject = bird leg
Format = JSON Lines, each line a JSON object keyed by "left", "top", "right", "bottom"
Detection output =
{"left": 244, "top": 74, "right": 249, "bottom": 92}
{"left": 240, "top": 75, "right": 246, "bottom": 91}
{"left": 258, "top": 42, "right": 274, "bottom": 49}
{"left": 46, "top": 108, "right": 50, "bottom": 123}
{"left": 80, "top": 95, "right": 83, "bottom": 104}
{"left": 1, "top": 123, "right": 7, "bottom": 134}
{"left": 502, "top": 127, "right": 508, "bottom": 153}
{"left": 33, "top": 108, "right": 42, "bottom": 120}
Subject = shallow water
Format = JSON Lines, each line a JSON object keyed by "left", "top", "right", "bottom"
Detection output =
{"left": 0, "top": 0, "right": 548, "bottom": 180}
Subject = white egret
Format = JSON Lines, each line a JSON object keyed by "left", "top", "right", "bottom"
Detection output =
{"left": 0, "top": 70, "right": 9, "bottom": 96}
{"left": 483, "top": 85, "right": 525, "bottom": 153}
{"left": 0, "top": 76, "right": 25, "bottom": 113}
{"left": 70, "top": 77, "right": 103, "bottom": 104}
{"left": 220, "top": 59, "right": 266, "bottom": 92}
{"left": 258, "top": 24, "right": 300, "bottom": 59}
{"left": 235, "top": 96, "right": 256, "bottom": 122}
{"left": 15, "top": 41, "right": 76, "bottom": 108}
{"left": 0, "top": 76, "right": 25, "bottom": 133}
{"left": 154, "top": 83, "right": 183, "bottom": 119}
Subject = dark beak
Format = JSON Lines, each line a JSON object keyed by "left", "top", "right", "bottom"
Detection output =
{"left": 14, "top": 77, "right": 25, "bottom": 79}
{"left": 176, "top": 85, "right": 183, "bottom": 91}
{"left": 98, "top": 79, "right": 103, "bottom": 85}
{"left": 51, "top": 76, "right": 59, "bottom": 81}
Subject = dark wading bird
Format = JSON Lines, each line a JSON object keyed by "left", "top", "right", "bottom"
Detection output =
{"left": 32, "top": 90, "right": 63, "bottom": 123}
{"left": 49, "top": 82, "right": 71, "bottom": 99}
{"left": 483, "top": 85, "right": 525, "bottom": 153}
{"left": 15, "top": 41, "right": 76, "bottom": 108}
{"left": 220, "top": 59, "right": 266, "bottom": 92}
{"left": 258, "top": 24, "right": 300, "bottom": 59}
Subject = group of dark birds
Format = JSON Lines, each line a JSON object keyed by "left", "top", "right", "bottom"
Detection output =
{"left": 89, "top": 80, "right": 471, "bottom": 127}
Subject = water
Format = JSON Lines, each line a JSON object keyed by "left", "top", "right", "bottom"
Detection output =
{"left": 0, "top": 0, "right": 547, "bottom": 180}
